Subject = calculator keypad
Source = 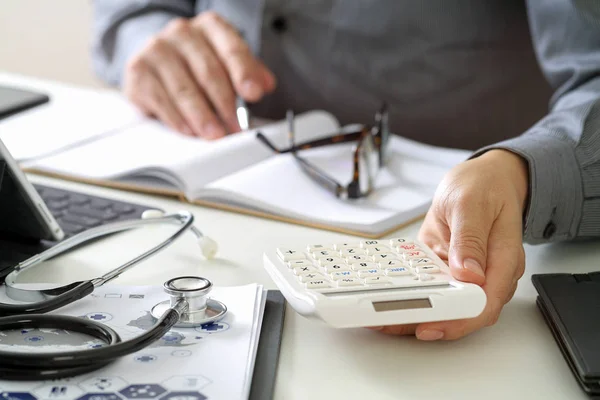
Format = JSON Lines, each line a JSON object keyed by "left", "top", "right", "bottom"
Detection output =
{"left": 276, "top": 238, "right": 449, "bottom": 293}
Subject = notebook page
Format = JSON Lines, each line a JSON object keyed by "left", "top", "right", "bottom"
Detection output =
{"left": 0, "top": 74, "right": 143, "bottom": 161}
{"left": 25, "top": 111, "right": 340, "bottom": 196}
{"left": 201, "top": 136, "right": 471, "bottom": 234}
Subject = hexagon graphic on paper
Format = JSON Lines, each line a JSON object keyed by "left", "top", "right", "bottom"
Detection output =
{"left": 162, "top": 375, "right": 211, "bottom": 392}
{"left": 76, "top": 394, "right": 123, "bottom": 400}
{"left": 33, "top": 384, "right": 83, "bottom": 400}
{"left": 79, "top": 377, "right": 129, "bottom": 393}
{"left": 159, "top": 392, "right": 207, "bottom": 400}
{"left": 119, "top": 384, "right": 167, "bottom": 399}
{"left": 1, "top": 393, "right": 38, "bottom": 400}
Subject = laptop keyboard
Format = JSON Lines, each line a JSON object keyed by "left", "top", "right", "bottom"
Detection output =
{"left": 0, "top": 185, "right": 158, "bottom": 281}
{"left": 33, "top": 184, "right": 155, "bottom": 238}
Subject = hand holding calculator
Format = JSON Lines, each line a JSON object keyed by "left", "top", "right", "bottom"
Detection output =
{"left": 263, "top": 238, "right": 486, "bottom": 328}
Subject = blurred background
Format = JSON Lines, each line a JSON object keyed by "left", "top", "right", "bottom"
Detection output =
{"left": 0, "top": 0, "right": 105, "bottom": 89}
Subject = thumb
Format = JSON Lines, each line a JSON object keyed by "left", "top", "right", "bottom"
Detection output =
{"left": 447, "top": 204, "right": 492, "bottom": 285}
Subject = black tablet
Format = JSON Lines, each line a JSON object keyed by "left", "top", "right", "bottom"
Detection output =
{"left": 532, "top": 272, "right": 600, "bottom": 396}
{"left": 0, "top": 138, "right": 64, "bottom": 242}
{"left": 0, "top": 85, "right": 50, "bottom": 120}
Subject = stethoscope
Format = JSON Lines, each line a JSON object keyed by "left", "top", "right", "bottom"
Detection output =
{"left": 0, "top": 210, "right": 228, "bottom": 381}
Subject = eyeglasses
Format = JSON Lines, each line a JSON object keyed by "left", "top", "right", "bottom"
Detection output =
{"left": 256, "top": 103, "right": 390, "bottom": 199}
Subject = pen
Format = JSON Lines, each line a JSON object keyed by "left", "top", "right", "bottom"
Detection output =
{"left": 236, "top": 96, "right": 250, "bottom": 131}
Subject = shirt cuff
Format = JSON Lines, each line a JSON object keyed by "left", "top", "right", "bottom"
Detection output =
{"left": 471, "top": 132, "right": 583, "bottom": 244}
{"left": 94, "top": 12, "right": 178, "bottom": 87}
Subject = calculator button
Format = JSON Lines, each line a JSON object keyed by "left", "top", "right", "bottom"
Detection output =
{"left": 330, "top": 271, "right": 357, "bottom": 280}
{"left": 389, "top": 238, "right": 413, "bottom": 246}
{"left": 287, "top": 259, "right": 313, "bottom": 268}
{"left": 416, "top": 265, "right": 441, "bottom": 274}
{"left": 313, "top": 250, "right": 338, "bottom": 259}
{"left": 333, "top": 243, "right": 355, "bottom": 250}
{"left": 306, "top": 279, "right": 332, "bottom": 289}
{"left": 378, "top": 259, "right": 404, "bottom": 269}
{"left": 365, "top": 246, "right": 390, "bottom": 256}
{"left": 298, "top": 272, "right": 326, "bottom": 282}
{"left": 396, "top": 244, "right": 420, "bottom": 252}
{"left": 371, "top": 253, "right": 397, "bottom": 262}
{"left": 364, "top": 276, "right": 392, "bottom": 285}
{"left": 293, "top": 265, "right": 319, "bottom": 275}
{"left": 277, "top": 248, "right": 306, "bottom": 261}
{"left": 336, "top": 278, "right": 363, "bottom": 287}
{"left": 401, "top": 251, "right": 428, "bottom": 260}
{"left": 408, "top": 258, "right": 434, "bottom": 267}
{"left": 357, "top": 269, "right": 382, "bottom": 278}
{"left": 340, "top": 248, "right": 367, "bottom": 257}
{"left": 360, "top": 240, "right": 382, "bottom": 248}
{"left": 318, "top": 257, "right": 347, "bottom": 267}
{"left": 418, "top": 273, "right": 435, "bottom": 281}
{"left": 323, "top": 264, "right": 352, "bottom": 273}
{"left": 307, "top": 244, "right": 332, "bottom": 252}
{"left": 346, "top": 254, "right": 369, "bottom": 262}
{"left": 385, "top": 267, "right": 412, "bottom": 276}
{"left": 350, "top": 261, "right": 379, "bottom": 271}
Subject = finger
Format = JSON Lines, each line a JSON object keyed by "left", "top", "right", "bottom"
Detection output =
{"left": 124, "top": 57, "right": 190, "bottom": 135}
{"left": 196, "top": 12, "right": 276, "bottom": 101}
{"left": 144, "top": 37, "right": 226, "bottom": 139}
{"left": 446, "top": 193, "right": 495, "bottom": 284}
{"left": 418, "top": 208, "right": 450, "bottom": 261}
{"left": 416, "top": 206, "right": 524, "bottom": 341}
{"left": 162, "top": 19, "right": 240, "bottom": 134}
{"left": 368, "top": 324, "right": 418, "bottom": 336}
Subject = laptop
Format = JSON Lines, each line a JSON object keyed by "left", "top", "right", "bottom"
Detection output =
{"left": 0, "top": 137, "right": 156, "bottom": 282}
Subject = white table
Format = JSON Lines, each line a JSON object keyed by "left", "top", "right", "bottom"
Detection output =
{"left": 20, "top": 173, "right": 594, "bottom": 400}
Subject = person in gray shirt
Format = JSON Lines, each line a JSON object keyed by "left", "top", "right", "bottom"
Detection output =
{"left": 91, "top": 0, "right": 600, "bottom": 341}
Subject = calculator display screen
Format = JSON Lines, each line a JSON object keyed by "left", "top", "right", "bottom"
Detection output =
{"left": 372, "top": 298, "right": 432, "bottom": 311}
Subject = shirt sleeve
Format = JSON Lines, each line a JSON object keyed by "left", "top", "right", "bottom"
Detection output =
{"left": 471, "top": 0, "right": 600, "bottom": 244}
{"left": 90, "top": 0, "right": 197, "bottom": 87}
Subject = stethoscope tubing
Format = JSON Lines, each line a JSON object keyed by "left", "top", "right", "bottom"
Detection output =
{"left": 0, "top": 210, "right": 221, "bottom": 381}
{"left": 0, "top": 281, "right": 94, "bottom": 316}
{"left": 0, "top": 211, "right": 195, "bottom": 317}
{"left": 0, "top": 302, "right": 182, "bottom": 380}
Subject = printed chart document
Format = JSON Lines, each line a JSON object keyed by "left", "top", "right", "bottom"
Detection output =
{"left": 0, "top": 73, "right": 472, "bottom": 237}
{"left": 0, "top": 283, "right": 266, "bottom": 400}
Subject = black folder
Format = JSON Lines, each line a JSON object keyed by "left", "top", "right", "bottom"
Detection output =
{"left": 532, "top": 272, "right": 600, "bottom": 397}
{"left": 249, "top": 290, "right": 286, "bottom": 400}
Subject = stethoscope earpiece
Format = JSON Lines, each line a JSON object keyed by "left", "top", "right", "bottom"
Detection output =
{"left": 198, "top": 236, "right": 218, "bottom": 259}
{"left": 141, "top": 209, "right": 217, "bottom": 259}
{"left": 141, "top": 209, "right": 165, "bottom": 219}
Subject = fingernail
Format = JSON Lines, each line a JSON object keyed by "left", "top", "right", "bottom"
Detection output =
{"left": 203, "top": 123, "right": 224, "bottom": 139}
{"left": 463, "top": 258, "right": 485, "bottom": 278}
{"left": 241, "top": 80, "right": 262, "bottom": 98}
{"left": 417, "top": 329, "right": 444, "bottom": 341}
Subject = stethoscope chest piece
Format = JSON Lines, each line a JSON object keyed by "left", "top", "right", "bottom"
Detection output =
{"left": 151, "top": 276, "right": 227, "bottom": 328}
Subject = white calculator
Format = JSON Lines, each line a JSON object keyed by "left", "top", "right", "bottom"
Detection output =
{"left": 263, "top": 238, "right": 486, "bottom": 328}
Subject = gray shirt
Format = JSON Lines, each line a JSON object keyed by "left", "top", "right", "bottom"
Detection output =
{"left": 91, "top": 0, "right": 600, "bottom": 244}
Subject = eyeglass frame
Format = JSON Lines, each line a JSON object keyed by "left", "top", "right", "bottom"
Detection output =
{"left": 255, "top": 103, "right": 390, "bottom": 199}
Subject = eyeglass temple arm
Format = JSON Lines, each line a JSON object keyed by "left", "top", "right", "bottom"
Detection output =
{"left": 256, "top": 130, "right": 366, "bottom": 154}
{"left": 293, "top": 154, "right": 346, "bottom": 198}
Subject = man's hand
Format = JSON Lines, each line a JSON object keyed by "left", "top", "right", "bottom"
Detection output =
{"left": 372, "top": 149, "right": 529, "bottom": 340}
{"left": 123, "top": 12, "right": 276, "bottom": 139}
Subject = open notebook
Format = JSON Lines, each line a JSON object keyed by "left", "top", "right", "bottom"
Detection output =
{"left": 0, "top": 73, "right": 471, "bottom": 237}
{"left": 17, "top": 109, "right": 470, "bottom": 237}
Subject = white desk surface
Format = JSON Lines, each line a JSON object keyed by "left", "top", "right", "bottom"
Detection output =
{"left": 0, "top": 71, "right": 592, "bottom": 400}
{"left": 20, "top": 173, "right": 594, "bottom": 400}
